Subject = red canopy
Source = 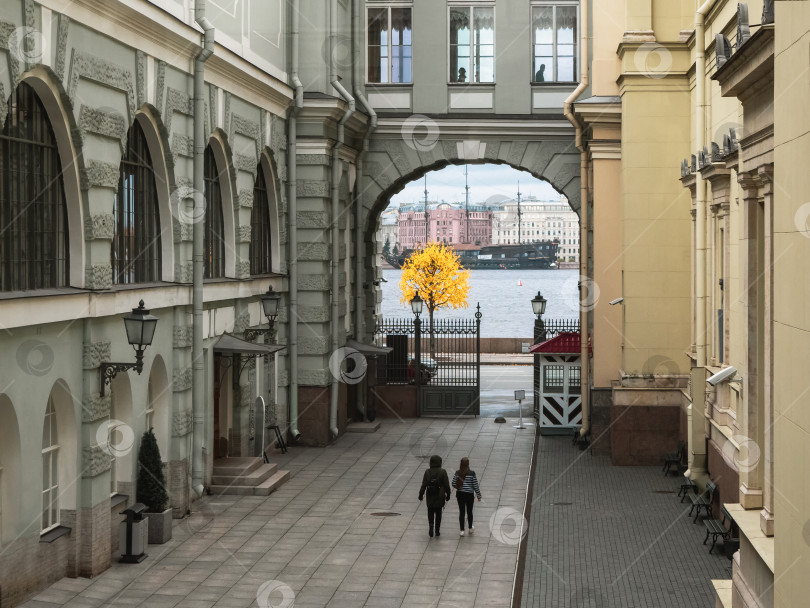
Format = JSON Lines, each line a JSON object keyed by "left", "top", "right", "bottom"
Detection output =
{"left": 529, "top": 332, "right": 581, "bottom": 354}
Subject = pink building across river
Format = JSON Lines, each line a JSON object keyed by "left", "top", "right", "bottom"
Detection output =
{"left": 398, "top": 202, "right": 492, "bottom": 249}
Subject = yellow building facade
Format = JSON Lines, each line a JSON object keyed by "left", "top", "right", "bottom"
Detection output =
{"left": 575, "top": 0, "right": 806, "bottom": 606}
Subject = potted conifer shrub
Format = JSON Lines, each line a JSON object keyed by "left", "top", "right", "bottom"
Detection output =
{"left": 136, "top": 428, "right": 172, "bottom": 544}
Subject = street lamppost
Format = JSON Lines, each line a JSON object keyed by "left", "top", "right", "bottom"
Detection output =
{"left": 99, "top": 300, "right": 159, "bottom": 396}
{"left": 531, "top": 291, "right": 547, "bottom": 421}
{"left": 411, "top": 294, "right": 423, "bottom": 389}
{"left": 531, "top": 291, "right": 547, "bottom": 343}
{"left": 244, "top": 286, "right": 282, "bottom": 342}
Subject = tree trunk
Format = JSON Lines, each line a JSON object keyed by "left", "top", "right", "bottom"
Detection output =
{"left": 429, "top": 307, "right": 436, "bottom": 359}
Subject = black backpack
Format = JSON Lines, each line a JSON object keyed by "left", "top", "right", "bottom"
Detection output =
{"left": 426, "top": 474, "right": 441, "bottom": 497}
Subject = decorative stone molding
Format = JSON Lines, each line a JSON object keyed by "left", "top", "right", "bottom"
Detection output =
{"left": 164, "top": 87, "right": 192, "bottom": 133}
{"left": 172, "top": 218, "right": 193, "bottom": 242}
{"left": 84, "top": 213, "right": 115, "bottom": 240}
{"left": 238, "top": 188, "right": 253, "bottom": 209}
{"left": 234, "top": 311, "right": 250, "bottom": 335}
{"left": 175, "top": 262, "right": 193, "bottom": 283}
{"left": 236, "top": 260, "right": 251, "bottom": 279}
{"left": 85, "top": 265, "right": 112, "bottom": 290}
{"left": 0, "top": 82, "right": 6, "bottom": 130}
{"left": 230, "top": 113, "right": 261, "bottom": 159}
{"left": 85, "top": 160, "right": 121, "bottom": 190}
{"left": 271, "top": 114, "right": 287, "bottom": 151}
{"left": 172, "top": 368, "right": 192, "bottom": 392}
{"left": 55, "top": 14, "right": 70, "bottom": 80}
{"left": 223, "top": 91, "right": 231, "bottom": 134}
{"left": 67, "top": 50, "right": 136, "bottom": 123}
{"left": 83, "top": 445, "right": 111, "bottom": 478}
{"left": 209, "top": 85, "right": 217, "bottom": 131}
{"left": 298, "top": 154, "right": 331, "bottom": 166}
{"left": 172, "top": 409, "right": 193, "bottom": 437}
{"left": 238, "top": 225, "right": 251, "bottom": 243}
{"left": 0, "top": 22, "right": 22, "bottom": 88}
{"left": 136, "top": 50, "right": 146, "bottom": 108}
{"left": 171, "top": 133, "right": 194, "bottom": 159}
{"left": 155, "top": 60, "right": 166, "bottom": 111}
{"left": 298, "top": 274, "right": 329, "bottom": 291}
{"left": 81, "top": 394, "right": 111, "bottom": 423}
{"left": 299, "top": 336, "right": 329, "bottom": 355}
{"left": 173, "top": 326, "right": 192, "bottom": 348}
{"left": 79, "top": 105, "right": 126, "bottom": 149}
{"left": 297, "top": 243, "right": 329, "bottom": 261}
{"left": 297, "top": 180, "right": 329, "bottom": 198}
{"left": 234, "top": 153, "right": 257, "bottom": 174}
{"left": 83, "top": 341, "right": 112, "bottom": 369}
{"left": 297, "top": 211, "right": 329, "bottom": 229}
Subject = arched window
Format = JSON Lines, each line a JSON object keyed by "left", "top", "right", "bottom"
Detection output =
{"left": 41, "top": 396, "right": 59, "bottom": 532}
{"left": 112, "top": 120, "right": 161, "bottom": 284}
{"left": 0, "top": 82, "right": 69, "bottom": 291}
{"left": 204, "top": 146, "right": 225, "bottom": 278}
{"left": 250, "top": 165, "right": 272, "bottom": 275}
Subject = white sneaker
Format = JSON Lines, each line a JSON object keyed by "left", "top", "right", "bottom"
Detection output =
{"left": 459, "top": 530, "right": 465, "bottom": 537}
{"left": 469, "top": 526, "right": 474, "bottom": 534}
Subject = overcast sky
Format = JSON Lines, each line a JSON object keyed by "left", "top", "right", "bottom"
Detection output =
{"left": 388, "top": 164, "right": 564, "bottom": 208}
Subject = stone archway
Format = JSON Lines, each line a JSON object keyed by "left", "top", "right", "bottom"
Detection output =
{"left": 356, "top": 119, "right": 581, "bottom": 338}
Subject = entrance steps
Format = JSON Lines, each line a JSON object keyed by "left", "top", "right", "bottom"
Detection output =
{"left": 209, "top": 457, "right": 290, "bottom": 496}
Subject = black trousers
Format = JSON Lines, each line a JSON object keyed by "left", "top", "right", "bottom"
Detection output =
{"left": 427, "top": 506, "right": 443, "bottom": 532}
{"left": 457, "top": 491, "right": 475, "bottom": 529}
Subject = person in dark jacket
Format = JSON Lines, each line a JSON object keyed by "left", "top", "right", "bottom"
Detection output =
{"left": 452, "top": 457, "right": 482, "bottom": 536}
{"left": 418, "top": 454, "right": 451, "bottom": 537}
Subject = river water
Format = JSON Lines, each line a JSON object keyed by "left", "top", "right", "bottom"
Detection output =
{"left": 379, "top": 268, "right": 580, "bottom": 338}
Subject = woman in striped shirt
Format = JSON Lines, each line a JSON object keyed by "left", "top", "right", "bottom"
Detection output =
{"left": 451, "top": 457, "right": 482, "bottom": 536}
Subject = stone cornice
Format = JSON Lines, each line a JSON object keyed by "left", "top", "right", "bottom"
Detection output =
{"left": 712, "top": 25, "right": 774, "bottom": 101}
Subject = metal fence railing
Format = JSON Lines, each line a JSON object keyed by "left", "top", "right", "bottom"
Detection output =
{"left": 375, "top": 309, "right": 481, "bottom": 386}
{"left": 542, "top": 318, "right": 581, "bottom": 339}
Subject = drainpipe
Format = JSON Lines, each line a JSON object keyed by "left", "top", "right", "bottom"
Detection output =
{"left": 685, "top": 0, "right": 718, "bottom": 480}
{"left": 191, "top": 2, "right": 214, "bottom": 498}
{"left": 330, "top": 0, "right": 355, "bottom": 438}
{"left": 563, "top": 0, "right": 589, "bottom": 437}
{"left": 695, "top": 0, "right": 717, "bottom": 370}
{"left": 287, "top": 0, "right": 304, "bottom": 442}
{"left": 353, "top": 0, "right": 377, "bottom": 420}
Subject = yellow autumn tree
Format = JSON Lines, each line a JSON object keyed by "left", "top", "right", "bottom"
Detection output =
{"left": 400, "top": 242, "right": 471, "bottom": 358}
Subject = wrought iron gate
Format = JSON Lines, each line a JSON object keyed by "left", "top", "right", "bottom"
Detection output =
{"left": 376, "top": 305, "right": 481, "bottom": 416}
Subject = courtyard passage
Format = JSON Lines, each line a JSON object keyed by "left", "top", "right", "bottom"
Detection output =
{"left": 21, "top": 417, "right": 532, "bottom": 608}
{"left": 520, "top": 434, "right": 732, "bottom": 607}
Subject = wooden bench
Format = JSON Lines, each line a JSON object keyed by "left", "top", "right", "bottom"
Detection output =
{"left": 688, "top": 479, "right": 717, "bottom": 523}
{"left": 662, "top": 440, "right": 685, "bottom": 476}
{"left": 678, "top": 476, "right": 697, "bottom": 502}
{"left": 703, "top": 504, "right": 738, "bottom": 554}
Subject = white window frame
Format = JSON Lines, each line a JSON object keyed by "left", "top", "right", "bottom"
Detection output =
{"left": 530, "top": 1, "right": 579, "bottom": 83}
{"left": 447, "top": 3, "right": 496, "bottom": 84}
{"left": 366, "top": 3, "right": 413, "bottom": 84}
{"left": 42, "top": 398, "right": 59, "bottom": 533}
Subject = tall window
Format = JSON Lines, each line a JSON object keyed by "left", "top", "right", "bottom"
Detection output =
{"left": 449, "top": 5, "right": 495, "bottom": 83}
{"left": 0, "top": 82, "right": 69, "bottom": 291}
{"left": 532, "top": 3, "right": 577, "bottom": 82}
{"left": 112, "top": 121, "right": 161, "bottom": 284}
{"left": 368, "top": 6, "right": 412, "bottom": 83}
{"left": 42, "top": 397, "right": 59, "bottom": 532}
{"left": 250, "top": 166, "right": 273, "bottom": 275}
{"left": 203, "top": 146, "right": 225, "bottom": 279}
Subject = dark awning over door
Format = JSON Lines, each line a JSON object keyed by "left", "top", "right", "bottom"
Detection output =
{"left": 213, "top": 333, "right": 286, "bottom": 356}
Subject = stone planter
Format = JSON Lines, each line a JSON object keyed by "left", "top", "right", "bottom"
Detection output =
{"left": 146, "top": 508, "right": 173, "bottom": 544}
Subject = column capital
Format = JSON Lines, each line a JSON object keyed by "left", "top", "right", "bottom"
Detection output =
{"left": 737, "top": 172, "right": 760, "bottom": 199}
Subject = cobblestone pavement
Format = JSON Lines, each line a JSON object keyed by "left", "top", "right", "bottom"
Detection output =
{"left": 21, "top": 417, "right": 533, "bottom": 608}
{"left": 520, "top": 435, "right": 732, "bottom": 608}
